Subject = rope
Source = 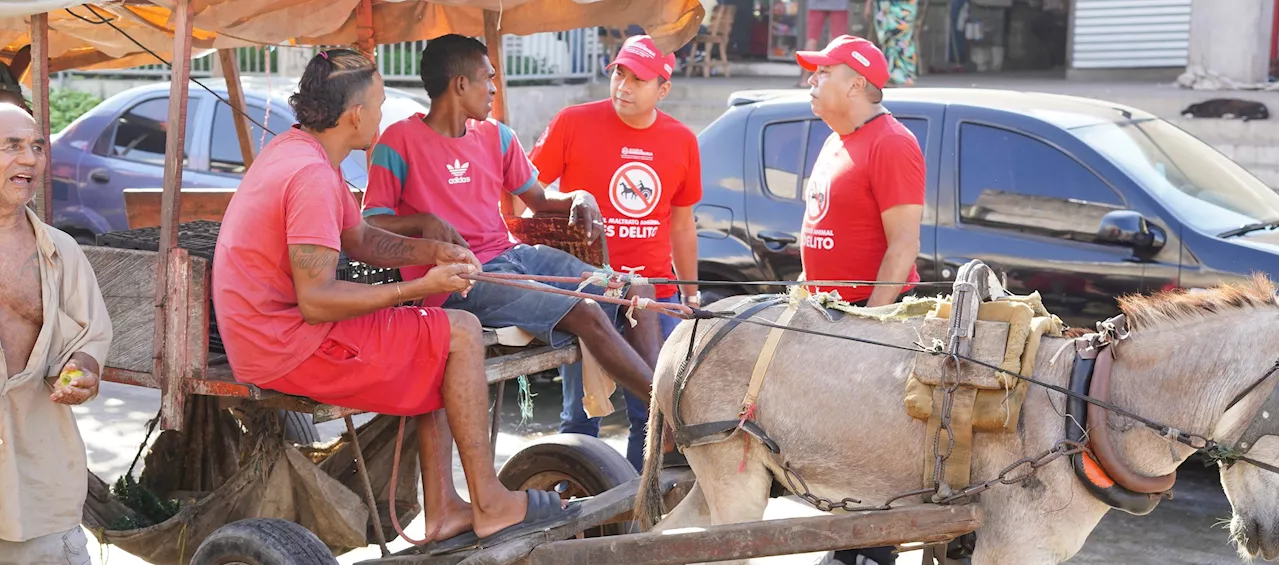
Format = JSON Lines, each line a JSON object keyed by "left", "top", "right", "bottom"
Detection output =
{"left": 462, "top": 273, "right": 692, "bottom": 319}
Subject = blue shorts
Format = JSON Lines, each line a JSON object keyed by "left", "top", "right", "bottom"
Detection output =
{"left": 443, "top": 244, "right": 624, "bottom": 347}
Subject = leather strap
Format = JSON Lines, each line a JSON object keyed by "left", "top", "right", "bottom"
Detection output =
{"left": 1086, "top": 346, "right": 1177, "bottom": 494}
{"left": 671, "top": 297, "right": 785, "bottom": 429}
{"left": 675, "top": 419, "right": 782, "bottom": 452}
{"left": 1234, "top": 383, "right": 1279, "bottom": 454}
{"left": 739, "top": 300, "right": 800, "bottom": 417}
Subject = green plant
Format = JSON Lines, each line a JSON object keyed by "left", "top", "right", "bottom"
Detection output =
{"left": 50, "top": 89, "right": 103, "bottom": 133}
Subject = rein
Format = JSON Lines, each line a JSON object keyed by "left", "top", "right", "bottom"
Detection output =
{"left": 682, "top": 305, "right": 1280, "bottom": 474}
{"left": 461, "top": 269, "right": 1278, "bottom": 473}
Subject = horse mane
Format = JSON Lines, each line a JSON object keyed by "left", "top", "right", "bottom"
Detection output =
{"left": 1117, "top": 274, "right": 1277, "bottom": 331}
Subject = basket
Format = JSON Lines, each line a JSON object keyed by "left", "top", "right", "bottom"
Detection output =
{"left": 96, "top": 221, "right": 402, "bottom": 352}
{"left": 504, "top": 214, "right": 604, "bottom": 267}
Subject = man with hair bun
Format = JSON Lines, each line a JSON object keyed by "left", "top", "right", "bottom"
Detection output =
{"left": 213, "top": 49, "right": 575, "bottom": 548}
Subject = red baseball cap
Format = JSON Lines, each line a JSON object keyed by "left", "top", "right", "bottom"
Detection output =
{"left": 608, "top": 35, "right": 677, "bottom": 82}
{"left": 796, "top": 35, "right": 890, "bottom": 89}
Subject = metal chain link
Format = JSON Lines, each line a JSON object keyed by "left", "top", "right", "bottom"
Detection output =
{"left": 775, "top": 439, "right": 1088, "bottom": 513}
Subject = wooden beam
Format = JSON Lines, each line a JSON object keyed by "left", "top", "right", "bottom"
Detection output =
{"left": 217, "top": 49, "right": 255, "bottom": 168}
{"left": 483, "top": 10, "right": 518, "bottom": 217}
{"left": 154, "top": 0, "right": 196, "bottom": 432}
{"left": 29, "top": 14, "right": 50, "bottom": 224}
{"left": 518, "top": 504, "right": 980, "bottom": 565}
{"left": 356, "top": 0, "right": 377, "bottom": 179}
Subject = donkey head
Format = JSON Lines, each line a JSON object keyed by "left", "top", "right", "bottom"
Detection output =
{"left": 1117, "top": 276, "right": 1278, "bottom": 561}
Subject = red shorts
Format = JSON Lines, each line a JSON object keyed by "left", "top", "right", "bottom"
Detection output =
{"left": 263, "top": 306, "right": 452, "bottom": 416}
{"left": 807, "top": 9, "right": 849, "bottom": 42}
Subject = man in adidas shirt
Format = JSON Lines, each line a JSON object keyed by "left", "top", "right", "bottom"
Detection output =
{"left": 363, "top": 35, "right": 665, "bottom": 443}
{"left": 529, "top": 35, "right": 702, "bottom": 471}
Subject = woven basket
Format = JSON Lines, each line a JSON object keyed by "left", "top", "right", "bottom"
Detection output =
{"left": 504, "top": 214, "right": 604, "bottom": 268}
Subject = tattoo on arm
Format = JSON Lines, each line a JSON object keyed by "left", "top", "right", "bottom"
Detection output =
{"left": 367, "top": 232, "right": 420, "bottom": 264}
{"left": 289, "top": 245, "right": 339, "bottom": 280}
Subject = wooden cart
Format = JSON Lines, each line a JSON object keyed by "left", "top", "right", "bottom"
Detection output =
{"left": 10, "top": 2, "right": 978, "bottom": 563}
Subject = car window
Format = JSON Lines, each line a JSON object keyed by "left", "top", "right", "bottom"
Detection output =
{"left": 210, "top": 101, "right": 295, "bottom": 174}
{"left": 762, "top": 121, "right": 805, "bottom": 199}
{"left": 801, "top": 117, "right": 929, "bottom": 184}
{"left": 107, "top": 97, "right": 198, "bottom": 166}
{"left": 959, "top": 123, "right": 1123, "bottom": 239}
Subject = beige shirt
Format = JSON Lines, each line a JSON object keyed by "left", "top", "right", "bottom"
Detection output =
{"left": 0, "top": 207, "right": 112, "bottom": 542}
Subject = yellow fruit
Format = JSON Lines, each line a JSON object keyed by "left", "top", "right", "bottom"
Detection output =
{"left": 59, "top": 368, "right": 84, "bottom": 387}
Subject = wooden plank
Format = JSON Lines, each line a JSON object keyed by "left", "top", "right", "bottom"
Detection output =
{"left": 160, "top": 249, "right": 191, "bottom": 430}
{"left": 373, "top": 468, "right": 695, "bottom": 565}
{"left": 83, "top": 247, "right": 209, "bottom": 376}
{"left": 29, "top": 13, "right": 50, "bottom": 223}
{"left": 485, "top": 345, "right": 579, "bottom": 385}
{"left": 154, "top": 0, "right": 195, "bottom": 431}
{"left": 519, "top": 504, "right": 979, "bottom": 565}
{"left": 217, "top": 49, "right": 255, "bottom": 169}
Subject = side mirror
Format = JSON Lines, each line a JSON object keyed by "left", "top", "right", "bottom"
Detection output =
{"left": 1097, "top": 210, "right": 1165, "bottom": 251}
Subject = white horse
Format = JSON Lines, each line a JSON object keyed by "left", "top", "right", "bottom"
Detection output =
{"left": 636, "top": 277, "right": 1279, "bottom": 564}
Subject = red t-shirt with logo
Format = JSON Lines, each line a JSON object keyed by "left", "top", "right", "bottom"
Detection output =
{"left": 801, "top": 114, "right": 925, "bottom": 304}
{"left": 363, "top": 115, "right": 539, "bottom": 306}
{"left": 529, "top": 100, "right": 702, "bottom": 299}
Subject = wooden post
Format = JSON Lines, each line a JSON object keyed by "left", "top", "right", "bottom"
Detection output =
{"left": 356, "top": 0, "right": 377, "bottom": 182}
{"left": 484, "top": 10, "right": 520, "bottom": 217}
{"left": 218, "top": 49, "right": 255, "bottom": 168}
{"left": 154, "top": 0, "right": 195, "bottom": 431}
{"left": 29, "top": 14, "right": 51, "bottom": 224}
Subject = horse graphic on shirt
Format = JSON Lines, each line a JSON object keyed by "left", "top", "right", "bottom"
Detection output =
{"left": 619, "top": 179, "right": 655, "bottom": 201}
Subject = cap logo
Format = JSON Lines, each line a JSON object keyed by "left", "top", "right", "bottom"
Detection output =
{"left": 624, "top": 43, "right": 658, "bottom": 59}
{"left": 851, "top": 51, "right": 871, "bottom": 67}
{"left": 663, "top": 63, "right": 672, "bottom": 74}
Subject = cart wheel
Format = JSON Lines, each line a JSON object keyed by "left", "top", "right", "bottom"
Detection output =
{"left": 280, "top": 410, "right": 321, "bottom": 445}
{"left": 190, "top": 518, "right": 336, "bottom": 565}
{"left": 498, "top": 434, "right": 638, "bottom": 537}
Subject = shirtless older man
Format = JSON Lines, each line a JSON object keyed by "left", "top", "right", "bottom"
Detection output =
{"left": 0, "top": 103, "right": 113, "bottom": 563}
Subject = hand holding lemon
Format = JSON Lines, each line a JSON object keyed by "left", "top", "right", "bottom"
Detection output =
{"left": 51, "top": 356, "right": 98, "bottom": 405}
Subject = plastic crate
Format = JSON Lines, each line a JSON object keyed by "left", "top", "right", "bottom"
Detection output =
{"left": 96, "top": 221, "right": 402, "bottom": 353}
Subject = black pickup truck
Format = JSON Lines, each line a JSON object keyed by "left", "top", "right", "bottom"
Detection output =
{"left": 692, "top": 88, "right": 1279, "bottom": 327}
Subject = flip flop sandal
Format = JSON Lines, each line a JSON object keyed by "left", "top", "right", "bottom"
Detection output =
{"left": 428, "top": 489, "right": 582, "bottom": 555}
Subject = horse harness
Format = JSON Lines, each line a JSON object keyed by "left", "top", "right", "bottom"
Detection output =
{"left": 667, "top": 261, "right": 1279, "bottom": 516}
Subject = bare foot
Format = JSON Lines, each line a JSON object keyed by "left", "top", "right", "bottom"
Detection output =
{"left": 471, "top": 490, "right": 530, "bottom": 539}
{"left": 425, "top": 499, "right": 474, "bottom": 542}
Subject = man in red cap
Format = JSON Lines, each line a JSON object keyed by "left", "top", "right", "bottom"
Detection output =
{"left": 529, "top": 34, "right": 702, "bottom": 471}
{"left": 795, "top": 35, "right": 925, "bottom": 309}
{"left": 795, "top": 34, "right": 927, "bottom": 565}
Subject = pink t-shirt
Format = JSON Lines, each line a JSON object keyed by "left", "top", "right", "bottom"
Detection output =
{"left": 362, "top": 115, "right": 538, "bottom": 305}
{"left": 212, "top": 126, "right": 362, "bottom": 385}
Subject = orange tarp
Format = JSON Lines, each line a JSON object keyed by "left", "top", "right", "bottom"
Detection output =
{"left": 0, "top": 0, "right": 704, "bottom": 75}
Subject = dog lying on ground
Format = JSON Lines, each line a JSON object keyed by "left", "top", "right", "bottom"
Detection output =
{"left": 1181, "top": 98, "right": 1271, "bottom": 121}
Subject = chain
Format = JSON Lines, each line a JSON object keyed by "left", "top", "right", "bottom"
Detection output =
{"left": 930, "top": 353, "right": 963, "bottom": 501}
{"left": 775, "top": 439, "right": 1088, "bottom": 513}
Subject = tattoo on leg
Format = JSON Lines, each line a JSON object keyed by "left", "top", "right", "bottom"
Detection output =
{"left": 289, "top": 245, "right": 337, "bottom": 279}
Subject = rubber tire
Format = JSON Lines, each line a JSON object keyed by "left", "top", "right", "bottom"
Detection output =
{"left": 497, "top": 434, "right": 638, "bottom": 537}
{"left": 190, "top": 518, "right": 337, "bottom": 565}
{"left": 280, "top": 410, "right": 321, "bottom": 445}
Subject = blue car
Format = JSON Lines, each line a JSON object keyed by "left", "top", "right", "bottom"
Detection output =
{"left": 694, "top": 88, "right": 1279, "bottom": 327}
{"left": 49, "top": 77, "right": 431, "bottom": 242}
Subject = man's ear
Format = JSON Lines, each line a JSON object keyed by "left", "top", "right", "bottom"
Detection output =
{"left": 657, "top": 80, "right": 672, "bottom": 100}
{"left": 345, "top": 103, "right": 365, "bottom": 130}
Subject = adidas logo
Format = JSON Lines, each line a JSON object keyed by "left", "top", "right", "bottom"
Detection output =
{"left": 446, "top": 159, "right": 471, "bottom": 184}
